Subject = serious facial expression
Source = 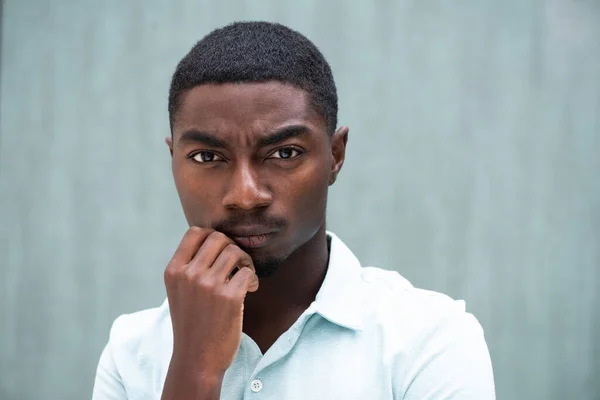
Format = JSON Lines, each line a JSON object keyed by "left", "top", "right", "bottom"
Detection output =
{"left": 168, "top": 81, "right": 346, "bottom": 278}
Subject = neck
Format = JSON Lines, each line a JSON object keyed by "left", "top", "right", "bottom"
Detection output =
{"left": 243, "top": 225, "right": 330, "bottom": 325}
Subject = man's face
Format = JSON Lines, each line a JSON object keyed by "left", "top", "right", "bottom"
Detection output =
{"left": 168, "top": 81, "right": 347, "bottom": 278}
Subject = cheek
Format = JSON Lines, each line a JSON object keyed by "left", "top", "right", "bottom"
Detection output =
{"left": 278, "top": 160, "right": 330, "bottom": 221}
{"left": 173, "top": 163, "right": 221, "bottom": 225}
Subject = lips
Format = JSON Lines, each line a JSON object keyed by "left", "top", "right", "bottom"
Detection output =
{"left": 231, "top": 233, "right": 271, "bottom": 248}
{"left": 223, "top": 226, "right": 277, "bottom": 249}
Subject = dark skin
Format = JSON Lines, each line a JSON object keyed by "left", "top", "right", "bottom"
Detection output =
{"left": 161, "top": 81, "right": 348, "bottom": 400}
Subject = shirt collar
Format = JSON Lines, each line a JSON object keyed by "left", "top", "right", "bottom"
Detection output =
{"left": 310, "top": 231, "right": 365, "bottom": 331}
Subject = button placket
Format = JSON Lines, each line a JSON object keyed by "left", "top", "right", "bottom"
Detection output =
{"left": 245, "top": 312, "right": 316, "bottom": 398}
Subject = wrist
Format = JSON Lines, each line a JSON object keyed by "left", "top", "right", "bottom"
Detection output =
{"left": 163, "top": 359, "right": 224, "bottom": 400}
{"left": 195, "top": 371, "right": 224, "bottom": 390}
{"left": 169, "top": 355, "right": 226, "bottom": 384}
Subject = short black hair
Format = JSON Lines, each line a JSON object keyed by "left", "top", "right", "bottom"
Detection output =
{"left": 168, "top": 21, "right": 338, "bottom": 135}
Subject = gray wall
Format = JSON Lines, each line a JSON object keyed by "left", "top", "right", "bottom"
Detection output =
{"left": 1, "top": 1, "right": 599, "bottom": 399}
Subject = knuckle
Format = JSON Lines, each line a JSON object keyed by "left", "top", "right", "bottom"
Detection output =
{"left": 209, "top": 231, "right": 232, "bottom": 246}
{"left": 219, "top": 288, "right": 242, "bottom": 303}
{"left": 223, "top": 243, "right": 241, "bottom": 257}
{"left": 186, "top": 226, "right": 203, "bottom": 237}
{"left": 237, "top": 253, "right": 254, "bottom": 270}
{"left": 238, "top": 266, "right": 256, "bottom": 282}
{"left": 182, "top": 269, "right": 193, "bottom": 282}
{"left": 163, "top": 267, "right": 177, "bottom": 282}
{"left": 183, "top": 268, "right": 200, "bottom": 284}
{"left": 186, "top": 226, "right": 212, "bottom": 239}
{"left": 196, "top": 275, "right": 217, "bottom": 290}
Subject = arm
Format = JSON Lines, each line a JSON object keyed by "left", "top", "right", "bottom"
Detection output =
{"left": 160, "top": 360, "right": 223, "bottom": 400}
{"left": 160, "top": 227, "right": 259, "bottom": 400}
{"left": 398, "top": 312, "right": 496, "bottom": 400}
{"left": 92, "top": 228, "right": 258, "bottom": 400}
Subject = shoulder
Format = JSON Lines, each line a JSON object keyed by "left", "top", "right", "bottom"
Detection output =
{"left": 357, "top": 267, "right": 494, "bottom": 398}
{"left": 94, "top": 300, "right": 172, "bottom": 398}
{"left": 106, "top": 300, "right": 171, "bottom": 361}
{"left": 357, "top": 266, "right": 482, "bottom": 348}
{"left": 359, "top": 266, "right": 467, "bottom": 318}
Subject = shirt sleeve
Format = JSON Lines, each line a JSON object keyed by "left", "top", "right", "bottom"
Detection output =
{"left": 92, "top": 327, "right": 128, "bottom": 400}
{"left": 397, "top": 310, "right": 496, "bottom": 400}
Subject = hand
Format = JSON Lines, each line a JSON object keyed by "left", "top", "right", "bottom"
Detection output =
{"left": 161, "top": 227, "right": 259, "bottom": 399}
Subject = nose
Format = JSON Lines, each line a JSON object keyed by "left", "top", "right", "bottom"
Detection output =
{"left": 222, "top": 161, "right": 273, "bottom": 210}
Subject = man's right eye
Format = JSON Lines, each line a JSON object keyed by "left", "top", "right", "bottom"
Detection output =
{"left": 191, "top": 151, "right": 224, "bottom": 163}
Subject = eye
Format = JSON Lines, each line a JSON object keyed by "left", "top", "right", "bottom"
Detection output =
{"left": 269, "top": 147, "right": 303, "bottom": 160}
{"left": 191, "top": 151, "right": 224, "bottom": 163}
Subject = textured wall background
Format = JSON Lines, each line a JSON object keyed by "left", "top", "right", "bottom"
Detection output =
{"left": 1, "top": 1, "right": 599, "bottom": 399}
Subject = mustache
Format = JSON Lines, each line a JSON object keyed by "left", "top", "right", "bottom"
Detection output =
{"left": 214, "top": 212, "right": 287, "bottom": 233}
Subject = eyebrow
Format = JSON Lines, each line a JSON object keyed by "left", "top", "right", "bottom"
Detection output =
{"left": 178, "top": 129, "right": 226, "bottom": 148}
{"left": 258, "top": 125, "right": 311, "bottom": 147}
{"left": 177, "top": 124, "right": 311, "bottom": 148}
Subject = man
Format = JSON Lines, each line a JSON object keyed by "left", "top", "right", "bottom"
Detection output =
{"left": 92, "top": 21, "right": 495, "bottom": 399}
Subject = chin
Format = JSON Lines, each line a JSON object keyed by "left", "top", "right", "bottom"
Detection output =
{"left": 240, "top": 237, "right": 293, "bottom": 278}
{"left": 243, "top": 231, "right": 310, "bottom": 278}
{"left": 252, "top": 256, "right": 286, "bottom": 279}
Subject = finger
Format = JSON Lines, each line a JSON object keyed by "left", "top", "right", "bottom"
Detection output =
{"left": 206, "top": 244, "right": 255, "bottom": 282}
{"left": 187, "top": 230, "right": 234, "bottom": 272}
{"left": 169, "top": 227, "right": 213, "bottom": 267}
{"left": 227, "top": 266, "right": 259, "bottom": 294}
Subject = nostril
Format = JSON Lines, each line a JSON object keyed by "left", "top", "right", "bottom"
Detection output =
{"left": 222, "top": 187, "right": 273, "bottom": 210}
{"left": 222, "top": 165, "right": 273, "bottom": 210}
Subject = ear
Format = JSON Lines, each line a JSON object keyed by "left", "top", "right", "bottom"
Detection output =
{"left": 165, "top": 136, "right": 174, "bottom": 157}
{"left": 329, "top": 126, "right": 349, "bottom": 186}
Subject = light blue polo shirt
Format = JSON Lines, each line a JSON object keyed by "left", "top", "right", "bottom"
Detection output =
{"left": 92, "top": 232, "right": 495, "bottom": 399}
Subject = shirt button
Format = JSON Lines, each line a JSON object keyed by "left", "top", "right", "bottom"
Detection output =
{"left": 250, "top": 379, "right": 263, "bottom": 393}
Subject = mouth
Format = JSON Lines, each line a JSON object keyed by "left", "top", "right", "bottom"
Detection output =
{"left": 230, "top": 233, "right": 273, "bottom": 248}
{"left": 223, "top": 226, "right": 278, "bottom": 249}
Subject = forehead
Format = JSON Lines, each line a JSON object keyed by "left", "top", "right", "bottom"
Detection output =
{"left": 172, "top": 81, "right": 324, "bottom": 138}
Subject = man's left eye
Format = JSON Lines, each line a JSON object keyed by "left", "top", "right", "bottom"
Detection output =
{"left": 270, "top": 147, "right": 302, "bottom": 160}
